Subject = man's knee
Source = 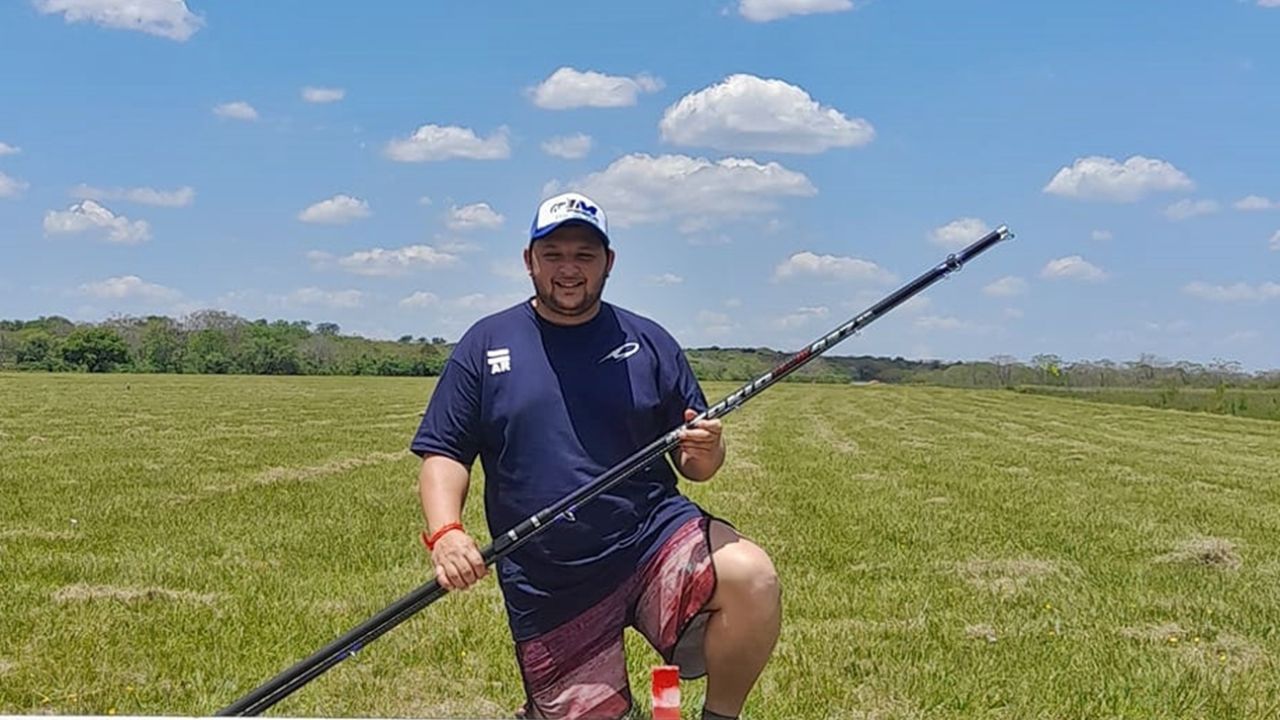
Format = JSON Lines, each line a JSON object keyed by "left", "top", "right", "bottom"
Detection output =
{"left": 710, "top": 525, "right": 781, "bottom": 611}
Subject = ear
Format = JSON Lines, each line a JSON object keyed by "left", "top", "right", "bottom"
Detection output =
{"left": 523, "top": 246, "right": 533, "bottom": 275}
{"left": 605, "top": 248, "right": 616, "bottom": 275}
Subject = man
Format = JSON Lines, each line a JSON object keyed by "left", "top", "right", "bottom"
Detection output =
{"left": 410, "top": 191, "right": 780, "bottom": 720}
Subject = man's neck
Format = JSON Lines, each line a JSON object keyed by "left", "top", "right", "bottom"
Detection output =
{"left": 530, "top": 298, "right": 601, "bottom": 326}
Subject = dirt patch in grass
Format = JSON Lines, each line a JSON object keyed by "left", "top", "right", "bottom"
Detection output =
{"left": 0, "top": 658, "right": 14, "bottom": 675}
{"left": 175, "top": 450, "right": 409, "bottom": 502}
{"left": 0, "top": 528, "right": 77, "bottom": 541}
{"left": 955, "top": 557, "right": 1059, "bottom": 597}
{"left": 924, "top": 496, "right": 950, "bottom": 505}
{"left": 52, "top": 584, "right": 222, "bottom": 607}
{"left": 1156, "top": 535, "right": 1242, "bottom": 570}
{"left": 1120, "top": 623, "right": 1268, "bottom": 673}
{"left": 965, "top": 624, "right": 998, "bottom": 643}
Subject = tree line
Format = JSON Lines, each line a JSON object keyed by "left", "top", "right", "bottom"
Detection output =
{"left": 1, "top": 314, "right": 1275, "bottom": 388}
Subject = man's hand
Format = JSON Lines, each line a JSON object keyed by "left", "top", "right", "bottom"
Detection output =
{"left": 431, "top": 528, "right": 488, "bottom": 591}
{"left": 675, "top": 408, "right": 725, "bottom": 481}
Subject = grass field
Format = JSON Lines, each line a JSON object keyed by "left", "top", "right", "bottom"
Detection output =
{"left": 1015, "top": 386, "right": 1280, "bottom": 423}
{"left": 3, "top": 373, "right": 1280, "bottom": 719}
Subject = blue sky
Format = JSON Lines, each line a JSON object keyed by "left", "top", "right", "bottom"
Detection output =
{"left": 0, "top": 0, "right": 1276, "bottom": 370}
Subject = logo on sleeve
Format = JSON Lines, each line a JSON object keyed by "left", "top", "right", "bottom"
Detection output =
{"left": 486, "top": 348, "right": 511, "bottom": 374}
{"left": 600, "top": 341, "right": 640, "bottom": 363}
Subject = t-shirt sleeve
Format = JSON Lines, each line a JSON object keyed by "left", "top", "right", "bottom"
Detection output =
{"left": 410, "top": 353, "right": 482, "bottom": 465}
{"left": 657, "top": 331, "right": 708, "bottom": 424}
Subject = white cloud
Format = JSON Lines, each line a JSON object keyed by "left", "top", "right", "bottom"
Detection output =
{"left": 418, "top": 195, "right": 433, "bottom": 206}
{"left": 0, "top": 142, "right": 19, "bottom": 156}
{"left": 79, "top": 275, "right": 180, "bottom": 301}
{"left": 439, "top": 239, "right": 482, "bottom": 254}
{"left": 1163, "top": 198, "right": 1220, "bottom": 221}
{"left": 71, "top": 184, "right": 194, "bottom": 207}
{"left": 399, "top": 291, "right": 440, "bottom": 309}
{"left": 660, "top": 74, "right": 873, "bottom": 154}
{"left": 775, "top": 305, "right": 829, "bottom": 329}
{"left": 0, "top": 171, "right": 30, "bottom": 198}
{"left": 279, "top": 288, "right": 365, "bottom": 309}
{"left": 34, "top": 0, "right": 203, "bottom": 41}
{"left": 983, "top": 276, "right": 1028, "bottom": 297}
{"left": 384, "top": 124, "right": 510, "bottom": 162}
{"left": 929, "top": 217, "right": 990, "bottom": 249}
{"left": 446, "top": 202, "right": 505, "bottom": 231}
{"left": 298, "top": 194, "right": 371, "bottom": 224}
{"left": 310, "top": 245, "right": 459, "bottom": 277}
{"left": 647, "top": 273, "right": 684, "bottom": 286}
{"left": 1091, "top": 229, "right": 1113, "bottom": 241}
{"left": 301, "top": 86, "right": 345, "bottom": 104}
{"left": 913, "top": 315, "right": 971, "bottom": 331}
{"left": 43, "top": 200, "right": 150, "bottom": 244}
{"left": 1260, "top": 0, "right": 1280, "bottom": 7}
{"left": 1003, "top": 307, "right": 1025, "bottom": 319}
{"left": 1224, "top": 330, "right": 1260, "bottom": 344}
{"left": 1235, "top": 195, "right": 1277, "bottom": 211}
{"left": 774, "top": 251, "right": 896, "bottom": 284}
{"left": 214, "top": 101, "right": 259, "bottom": 121}
{"left": 1271, "top": 230, "right": 1280, "bottom": 251}
{"left": 551, "top": 153, "right": 815, "bottom": 228}
{"left": 1041, "top": 255, "right": 1107, "bottom": 282}
{"left": 1043, "top": 155, "right": 1193, "bottom": 202}
{"left": 529, "top": 67, "right": 663, "bottom": 109}
{"left": 739, "top": 0, "right": 853, "bottom": 22}
{"left": 542, "top": 133, "right": 594, "bottom": 159}
{"left": 1182, "top": 281, "right": 1280, "bottom": 303}
{"left": 696, "top": 310, "right": 734, "bottom": 337}
{"left": 451, "top": 292, "right": 527, "bottom": 314}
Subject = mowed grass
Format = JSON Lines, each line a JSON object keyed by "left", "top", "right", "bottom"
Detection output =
{"left": 1016, "top": 386, "right": 1280, "bottom": 423}
{"left": 3, "top": 372, "right": 1280, "bottom": 719}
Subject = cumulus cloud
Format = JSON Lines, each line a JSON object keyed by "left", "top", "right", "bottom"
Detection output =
{"left": 1271, "top": 230, "right": 1280, "bottom": 251}
{"left": 34, "top": 0, "right": 203, "bottom": 41}
{"left": 913, "top": 315, "right": 972, "bottom": 332}
{"left": 384, "top": 124, "right": 510, "bottom": 162}
{"left": 79, "top": 275, "right": 180, "bottom": 301}
{"left": 446, "top": 202, "right": 505, "bottom": 231}
{"left": 529, "top": 67, "right": 663, "bottom": 109}
{"left": 309, "top": 245, "right": 459, "bottom": 276}
{"left": 929, "top": 217, "right": 991, "bottom": 249}
{"left": 647, "top": 273, "right": 684, "bottom": 286}
{"left": 1043, "top": 155, "right": 1193, "bottom": 202}
{"left": 0, "top": 142, "right": 20, "bottom": 156}
{"left": 1041, "top": 255, "right": 1107, "bottom": 282}
{"left": 43, "top": 200, "right": 150, "bottom": 244}
{"left": 298, "top": 194, "right": 371, "bottom": 224}
{"left": 550, "top": 153, "right": 815, "bottom": 228}
{"left": 542, "top": 133, "right": 593, "bottom": 159}
{"left": 301, "top": 86, "right": 345, "bottom": 103}
{"left": 214, "top": 101, "right": 259, "bottom": 121}
{"left": 279, "top": 288, "right": 365, "bottom": 309}
{"left": 1091, "top": 229, "right": 1113, "bottom": 241}
{"left": 1235, "top": 195, "right": 1277, "bottom": 211}
{"left": 775, "top": 305, "right": 829, "bottom": 329}
{"left": 1163, "top": 198, "right": 1220, "bottom": 221}
{"left": 1182, "top": 281, "right": 1280, "bottom": 302}
{"left": 739, "top": 0, "right": 854, "bottom": 22}
{"left": 399, "top": 291, "right": 440, "bottom": 308}
{"left": 773, "top": 251, "right": 895, "bottom": 284}
{"left": 660, "top": 74, "right": 873, "bottom": 154}
{"left": 983, "top": 276, "right": 1028, "bottom": 297}
{"left": 71, "top": 184, "right": 194, "bottom": 207}
{"left": 0, "top": 171, "right": 30, "bottom": 198}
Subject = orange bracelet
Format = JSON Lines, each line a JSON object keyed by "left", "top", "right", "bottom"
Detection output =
{"left": 423, "top": 522, "right": 464, "bottom": 551}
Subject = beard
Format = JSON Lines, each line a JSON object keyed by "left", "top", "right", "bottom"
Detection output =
{"left": 534, "top": 275, "right": 607, "bottom": 319}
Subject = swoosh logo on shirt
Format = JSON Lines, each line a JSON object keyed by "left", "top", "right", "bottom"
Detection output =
{"left": 600, "top": 341, "right": 641, "bottom": 363}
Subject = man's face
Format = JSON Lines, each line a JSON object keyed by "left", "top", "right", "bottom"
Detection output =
{"left": 524, "top": 224, "right": 614, "bottom": 323}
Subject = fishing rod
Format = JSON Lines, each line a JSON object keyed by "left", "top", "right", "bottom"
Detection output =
{"left": 218, "top": 224, "right": 1014, "bottom": 716}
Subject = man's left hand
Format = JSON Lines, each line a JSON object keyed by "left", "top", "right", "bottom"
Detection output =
{"left": 678, "top": 408, "right": 724, "bottom": 473}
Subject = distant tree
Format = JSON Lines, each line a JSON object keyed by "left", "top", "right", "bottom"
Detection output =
{"left": 186, "top": 329, "right": 233, "bottom": 374}
{"left": 139, "top": 317, "right": 185, "bottom": 372}
{"left": 990, "top": 354, "right": 1020, "bottom": 387}
{"left": 60, "top": 327, "right": 130, "bottom": 372}
{"left": 316, "top": 322, "right": 341, "bottom": 336}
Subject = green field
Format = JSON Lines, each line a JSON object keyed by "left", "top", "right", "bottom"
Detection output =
{"left": 1015, "top": 386, "right": 1280, "bottom": 423}
{"left": 3, "top": 373, "right": 1280, "bottom": 719}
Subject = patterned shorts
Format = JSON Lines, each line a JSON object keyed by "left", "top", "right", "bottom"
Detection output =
{"left": 515, "top": 515, "right": 718, "bottom": 719}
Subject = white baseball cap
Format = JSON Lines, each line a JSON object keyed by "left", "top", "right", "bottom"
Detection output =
{"left": 529, "top": 191, "right": 610, "bottom": 248}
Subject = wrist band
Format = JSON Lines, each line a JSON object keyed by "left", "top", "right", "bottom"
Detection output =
{"left": 423, "top": 522, "right": 464, "bottom": 551}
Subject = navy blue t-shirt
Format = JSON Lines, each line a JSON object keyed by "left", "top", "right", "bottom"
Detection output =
{"left": 410, "top": 300, "right": 707, "bottom": 640}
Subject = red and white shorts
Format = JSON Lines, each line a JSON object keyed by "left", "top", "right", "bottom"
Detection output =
{"left": 515, "top": 515, "right": 717, "bottom": 719}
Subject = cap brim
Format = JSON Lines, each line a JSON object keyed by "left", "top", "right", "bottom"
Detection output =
{"left": 530, "top": 218, "right": 609, "bottom": 246}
